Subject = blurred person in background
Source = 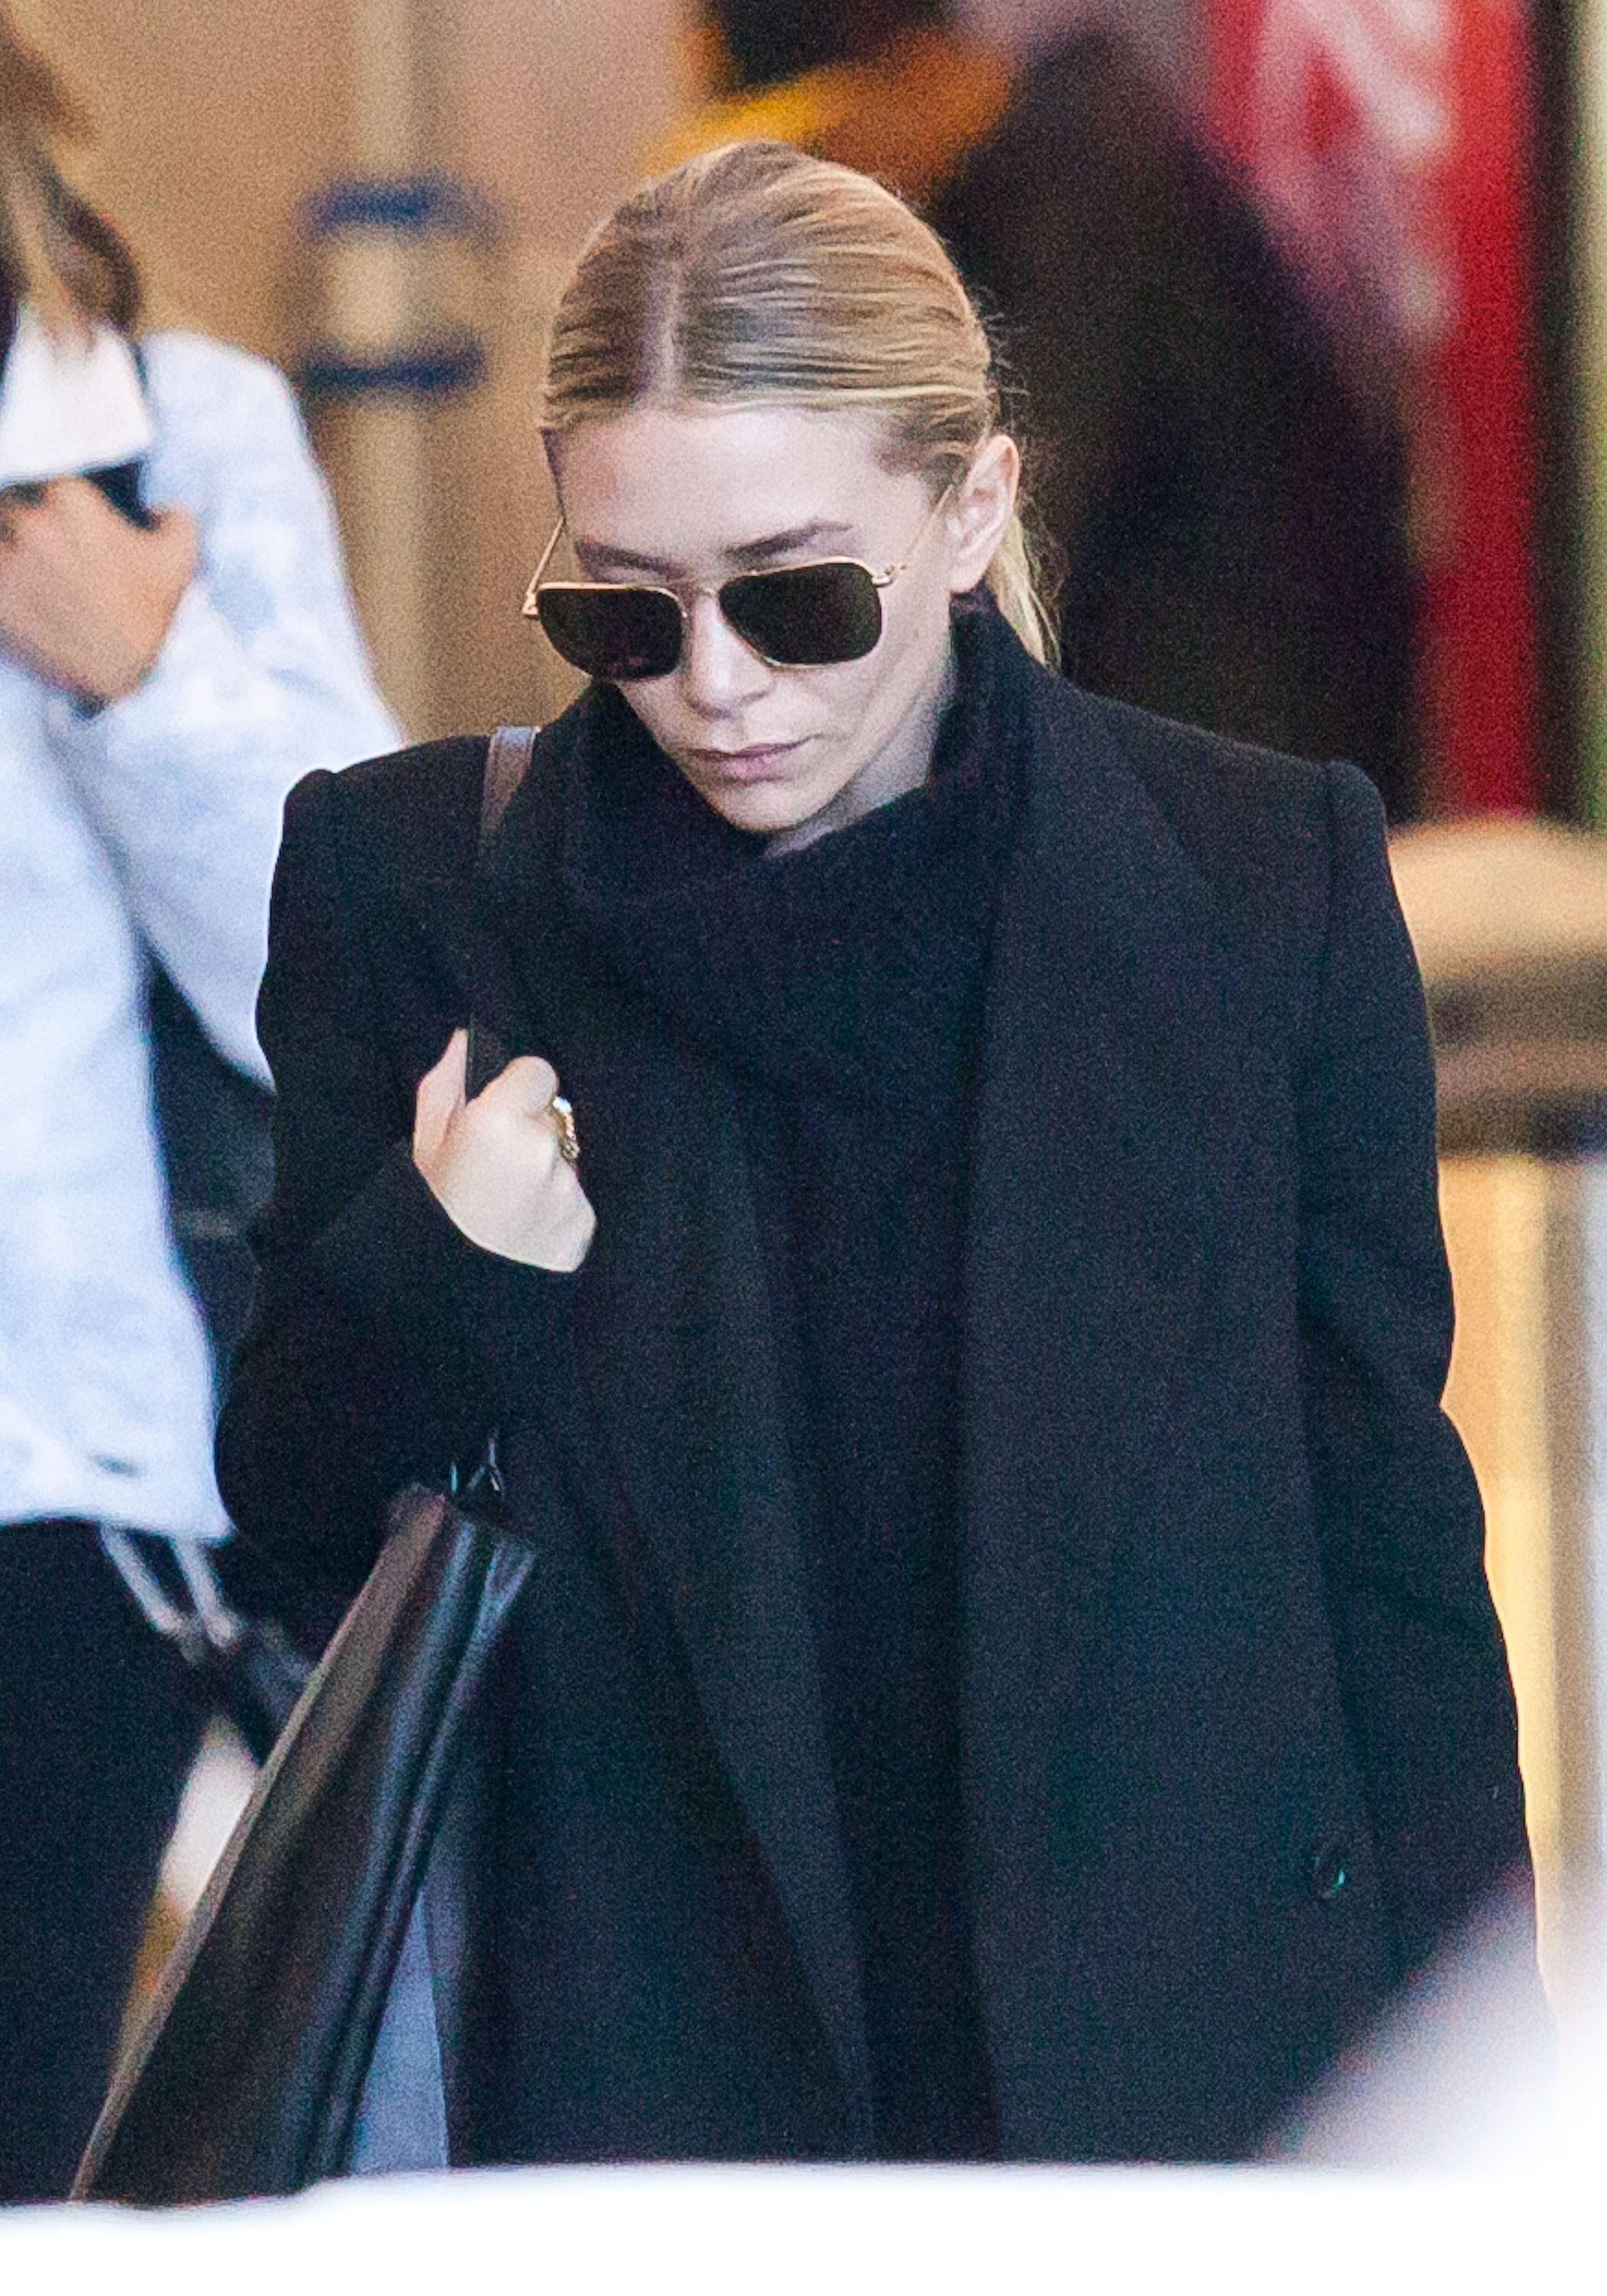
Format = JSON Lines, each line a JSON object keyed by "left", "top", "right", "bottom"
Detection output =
{"left": 0, "top": 8, "right": 396, "bottom": 2203}
{"left": 673, "top": 0, "right": 1420, "bottom": 818}
{"left": 218, "top": 142, "right": 1524, "bottom": 2166}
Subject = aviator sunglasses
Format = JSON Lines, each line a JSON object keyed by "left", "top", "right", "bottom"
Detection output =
{"left": 521, "top": 495, "right": 948, "bottom": 683}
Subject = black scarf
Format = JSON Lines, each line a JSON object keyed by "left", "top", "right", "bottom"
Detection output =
{"left": 551, "top": 595, "right": 1022, "bottom": 1126}
{"left": 540, "top": 597, "right": 1027, "bottom": 2157}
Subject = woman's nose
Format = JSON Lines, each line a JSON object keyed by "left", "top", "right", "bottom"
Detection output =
{"left": 676, "top": 590, "right": 771, "bottom": 713}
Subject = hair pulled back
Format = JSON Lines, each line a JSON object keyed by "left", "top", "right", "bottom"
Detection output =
{"left": 543, "top": 139, "right": 1055, "bottom": 665}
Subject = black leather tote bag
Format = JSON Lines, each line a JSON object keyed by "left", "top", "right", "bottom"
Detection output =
{"left": 74, "top": 729, "right": 541, "bottom": 2206}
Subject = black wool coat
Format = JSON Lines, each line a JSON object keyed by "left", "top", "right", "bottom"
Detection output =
{"left": 217, "top": 647, "right": 1528, "bottom": 2163}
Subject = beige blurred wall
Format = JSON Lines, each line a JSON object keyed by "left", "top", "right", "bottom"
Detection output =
{"left": 23, "top": 0, "right": 688, "bottom": 735}
{"left": 26, "top": 0, "right": 347, "bottom": 356}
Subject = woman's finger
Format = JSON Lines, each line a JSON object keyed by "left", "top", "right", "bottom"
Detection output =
{"left": 412, "top": 1026, "right": 469, "bottom": 1163}
{"left": 478, "top": 1053, "right": 560, "bottom": 1117}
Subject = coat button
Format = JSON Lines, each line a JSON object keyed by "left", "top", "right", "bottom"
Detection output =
{"left": 1309, "top": 1841, "right": 1350, "bottom": 1902}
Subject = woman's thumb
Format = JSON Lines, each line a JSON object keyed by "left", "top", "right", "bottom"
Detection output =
{"left": 413, "top": 1026, "right": 468, "bottom": 1159}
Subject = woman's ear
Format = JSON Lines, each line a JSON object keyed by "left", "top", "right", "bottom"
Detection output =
{"left": 946, "top": 434, "right": 1020, "bottom": 593}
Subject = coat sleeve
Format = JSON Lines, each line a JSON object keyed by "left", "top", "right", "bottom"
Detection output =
{"left": 42, "top": 334, "right": 402, "bottom": 1084}
{"left": 214, "top": 764, "right": 572, "bottom": 1596}
{"left": 1295, "top": 759, "right": 1530, "bottom": 1981}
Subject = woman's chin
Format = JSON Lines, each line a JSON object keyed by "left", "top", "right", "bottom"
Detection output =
{"left": 680, "top": 767, "right": 840, "bottom": 838}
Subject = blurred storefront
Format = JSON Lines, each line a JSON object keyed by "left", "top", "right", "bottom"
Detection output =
{"left": 1203, "top": 0, "right": 1543, "bottom": 815}
{"left": 1394, "top": 819, "right": 1607, "bottom": 2004}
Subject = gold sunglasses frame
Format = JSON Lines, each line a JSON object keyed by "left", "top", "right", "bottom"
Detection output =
{"left": 520, "top": 494, "right": 949, "bottom": 672}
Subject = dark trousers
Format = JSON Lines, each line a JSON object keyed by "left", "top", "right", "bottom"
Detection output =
{"left": 0, "top": 1521, "right": 201, "bottom": 2203}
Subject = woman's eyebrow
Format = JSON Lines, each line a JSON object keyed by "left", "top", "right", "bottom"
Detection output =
{"left": 727, "top": 520, "right": 856, "bottom": 568}
{"left": 576, "top": 519, "right": 857, "bottom": 577}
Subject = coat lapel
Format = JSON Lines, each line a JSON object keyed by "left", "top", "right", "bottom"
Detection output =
{"left": 961, "top": 677, "right": 1271, "bottom": 2137}
{"left": 478, "top": 731, "right": 874, "bottom": 2146}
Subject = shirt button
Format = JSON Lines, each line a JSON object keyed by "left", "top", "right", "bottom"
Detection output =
{"left": 1309, "top": 1841, "right": 1351, "bottom": 1902}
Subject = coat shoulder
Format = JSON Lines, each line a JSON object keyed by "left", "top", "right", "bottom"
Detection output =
{"left": 1043, "top": 674, "right": 1341, "bottom": 936}
{"left": 285, "top": 735, "right": 490, "bottom": 906}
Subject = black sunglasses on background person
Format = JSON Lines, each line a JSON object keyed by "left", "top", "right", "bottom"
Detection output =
{"left": 522, "top": 495, "right": 947, "bottom": 681}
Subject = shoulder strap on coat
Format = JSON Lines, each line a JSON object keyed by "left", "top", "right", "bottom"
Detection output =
{"left": 480, "top": 724, "right": 539, "bottom": 858}
{"left": 466, "top": 726, "right": 539, "bottom": 1093}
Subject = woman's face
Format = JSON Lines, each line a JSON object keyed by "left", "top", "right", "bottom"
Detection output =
{"left": 547, "top": 403, "right": 1018, "bottom": 842}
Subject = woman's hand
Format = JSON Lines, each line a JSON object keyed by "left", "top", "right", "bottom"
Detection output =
{"left": 0, "top": 478, "right": 197, "bottom": 703}
{"left": 412, "top": 1027, "right": 596, "bottom": 1271}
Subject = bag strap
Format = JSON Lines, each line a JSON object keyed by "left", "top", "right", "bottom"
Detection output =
{"left": 479, "top": 724, "right": 539, "bottom": 856}
{"left": 466, "top": 726, "right": 539, "bottom": 1096}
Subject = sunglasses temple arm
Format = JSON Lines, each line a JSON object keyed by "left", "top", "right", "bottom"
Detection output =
{"left": 522, "top": 516, "right": 567, "bottom": 618}
{"left": 881, "top": 482, "right": 963, "bottom": 585}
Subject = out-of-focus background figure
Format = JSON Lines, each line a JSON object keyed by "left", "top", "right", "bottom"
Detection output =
{"left": 0, "top": 5, "right": 396, "bottom": 2203}
{"left": 668, "top": 0, "right": 1420, "bottom": 815}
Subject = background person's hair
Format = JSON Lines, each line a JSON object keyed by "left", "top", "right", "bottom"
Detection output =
{"left": 0, "top": 2, "right": 141, "bottom": 334}
{"left": 705, "top": 0, "right": 945, "bottom": 86}
{"left": 543, "top": 139, "right": 1057, "bottom": 666}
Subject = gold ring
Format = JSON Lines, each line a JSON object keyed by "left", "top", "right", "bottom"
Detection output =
{"left": 550, "top": 1094, "right": 580, "bottom": 1165}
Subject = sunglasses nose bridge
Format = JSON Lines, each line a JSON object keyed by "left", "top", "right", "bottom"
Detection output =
{"left": 677, "top": 584, "right": 777, "bottom": 700}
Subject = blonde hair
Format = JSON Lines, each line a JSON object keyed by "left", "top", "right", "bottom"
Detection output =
{"left": 0, "top": 5, "right": 141, "bottom": 334}
{"left": 543, "top": 140, "right": 1057, "bottom": 666}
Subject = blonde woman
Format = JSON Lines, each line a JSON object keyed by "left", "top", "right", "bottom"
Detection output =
{"left": 219, "top": 142, "right": 1527, "bottom": 2164}
{"left": 0, "top": 11, "right": 396, "bottom": 2200}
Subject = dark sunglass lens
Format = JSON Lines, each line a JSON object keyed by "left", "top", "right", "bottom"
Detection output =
{"left": 536, "top": 585, "right": 683, "bottom": 680}
{"left": 721, "top": 562, "right": 883, "bottom": 666}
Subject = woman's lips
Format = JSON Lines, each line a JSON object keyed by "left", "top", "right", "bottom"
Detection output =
{"left": 683, "top": 742, "right": 803, "bottom": 782}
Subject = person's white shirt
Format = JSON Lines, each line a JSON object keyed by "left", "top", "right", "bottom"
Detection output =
{"left": 0, "top": 327, "right": 400, "bottom": 1538}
